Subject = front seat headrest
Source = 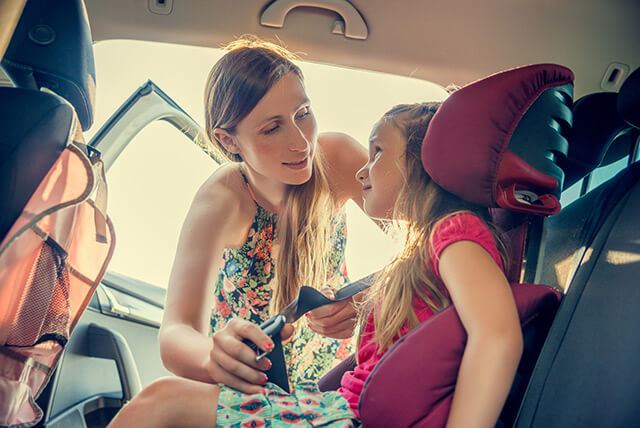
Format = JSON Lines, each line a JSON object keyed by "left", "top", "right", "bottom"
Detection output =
{"left": 561, "top": 92, "right": 634, "bottom": 189}
{"left": 618, "top": 66, "right": 640, "bottom": 129}
{"left": 422, "top": 64, "right": 574, "bottom": 215}
{"left": 2, "top": 0, "right": 95, "bottom": 131}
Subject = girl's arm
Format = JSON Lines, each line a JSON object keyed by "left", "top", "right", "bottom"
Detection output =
{"left": 159, "top": 169, "right": 281, "bottom": 393}
{"left": 439, "top": 240, "right": 523, "bottom": 428}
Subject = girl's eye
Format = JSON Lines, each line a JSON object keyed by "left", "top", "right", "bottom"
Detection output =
{"left": 263, "top": 124, "right": 280, "bottom": 135}
{"left": 369, "top": 146, "right": 381, "bottom": 161}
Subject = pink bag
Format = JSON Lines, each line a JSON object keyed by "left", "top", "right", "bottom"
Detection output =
{"left": 0, "top": 112, "right": 115, "bottom": 427}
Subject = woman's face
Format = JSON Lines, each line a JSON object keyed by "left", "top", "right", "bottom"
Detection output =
{"left": 356, "top": 119, "right": 407, "bottom": 219}
{"left": 228, "top": 72, "right": 318, "bottom": 186}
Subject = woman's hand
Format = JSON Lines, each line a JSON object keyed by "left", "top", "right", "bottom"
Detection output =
{"left": 306, "top": 289, "right": 360, "bottom": 339}
{"left": 206, "top": 318, "right": 294, "bottom": 393}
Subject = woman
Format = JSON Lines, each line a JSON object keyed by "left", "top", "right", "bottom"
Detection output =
{"left": 158, "top": 36, "right": 368, "bottom": 393}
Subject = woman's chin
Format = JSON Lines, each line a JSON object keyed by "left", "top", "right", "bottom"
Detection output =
{"left": 283, "top": 169, "right": 313, "bottom": 186}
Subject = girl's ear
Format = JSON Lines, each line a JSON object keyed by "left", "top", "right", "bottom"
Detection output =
{"left": 212, "top": 128, "right": 241, "bottom": 155}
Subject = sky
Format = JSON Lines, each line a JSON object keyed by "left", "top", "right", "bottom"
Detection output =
{"left": 87, "top": 40, "right": 448, "bottom": 288}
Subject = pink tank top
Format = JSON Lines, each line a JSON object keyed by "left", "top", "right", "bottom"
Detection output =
{"left": 338, "top": 213, "right": 504, "bottom": 417}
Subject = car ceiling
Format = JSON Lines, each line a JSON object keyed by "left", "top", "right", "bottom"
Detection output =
{"left": 82, "top": 0, "right": 640, "bottom": 99}
{"left": 2, "top": 1, "right": 638, "bottom": 99}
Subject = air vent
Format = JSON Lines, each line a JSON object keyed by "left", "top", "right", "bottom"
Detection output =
{"left": 601, "top": 62, "right": 629, "bottom": 91}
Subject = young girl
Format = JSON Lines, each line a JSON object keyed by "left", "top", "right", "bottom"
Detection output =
{"left": 109, "top": 103, "right": 523, "bottom": 428}
{"left": 159, "top": 36, "right": 367, "bottom": 394}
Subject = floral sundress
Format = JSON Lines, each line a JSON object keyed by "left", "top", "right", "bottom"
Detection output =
{"left": 210, "top": 168, "right": 353, "bottom": 386}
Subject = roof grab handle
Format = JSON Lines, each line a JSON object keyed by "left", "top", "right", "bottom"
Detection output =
{"left": 260, "top": 0, "right": 368, "bottom": 40}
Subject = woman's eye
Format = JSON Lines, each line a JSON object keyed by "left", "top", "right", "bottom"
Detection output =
{"left": 264, "top": 124, "right": 279, "bottom": 135}
{"left": 296, "top": 107, "right": 310, "bottom": 120}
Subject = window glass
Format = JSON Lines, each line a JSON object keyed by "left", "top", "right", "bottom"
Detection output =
{"left": 90, "top": 40, "right": 447, "bottom": 287}
{"left": 560, "top": 178, "right": 583, "bottom": 207}
{"left": 588, "top": 155, "right": 629, "bottom": 192}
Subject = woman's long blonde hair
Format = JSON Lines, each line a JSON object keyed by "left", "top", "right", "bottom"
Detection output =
{"left": 204, "top": 36, "right": 338, "bottom": 314}
{"left": 357, "top": 103, "right": 510, "bottom": 352}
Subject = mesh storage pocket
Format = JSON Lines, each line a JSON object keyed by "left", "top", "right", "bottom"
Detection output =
{"left": 6, "top": 238, "right": 71, "bottom": 348}
{"left": 0, "top": 235, "right": 73, "bottom": 428}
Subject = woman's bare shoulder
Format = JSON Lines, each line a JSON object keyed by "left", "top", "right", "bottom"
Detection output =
{"left": 317, "top": 132, "right": 363, "bottom": 157}
{"left": 195, "top": 163, "right": 241, "bottom": 199}
{"left": 187, "top": 163, "right": 255, "bottom": 244}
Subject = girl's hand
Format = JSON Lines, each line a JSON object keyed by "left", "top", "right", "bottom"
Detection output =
{"left": 206, "top": 318, "right": 294, "bottom": 393}
{"left": 306, "top": 289, "right": 358, "bottom": 339}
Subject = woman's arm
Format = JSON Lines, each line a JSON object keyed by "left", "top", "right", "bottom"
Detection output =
{"left": 159, "top": 169, "right": 279, "bottom": 393}
{"left": 439, "top": 241, "right": 523, "bottom": 428}
{"left": 306, "top": 133, "right": 368, "bottom": 338}
{"left": 318, "top": 132, "right": 367, "bottom": 209}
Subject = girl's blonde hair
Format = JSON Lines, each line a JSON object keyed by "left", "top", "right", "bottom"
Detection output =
{"left": 357, "top": 103, "right": 510, "bottom": 352}
{"left": 204, "top": 36, "right": 337, "bottom": 313}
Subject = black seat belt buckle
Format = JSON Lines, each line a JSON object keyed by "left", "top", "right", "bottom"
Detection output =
{"left": 242, "top": 314, "right": 290, "bottom": 392}
{"left": 243, "top": 314, "right": 285, "bottom": 361}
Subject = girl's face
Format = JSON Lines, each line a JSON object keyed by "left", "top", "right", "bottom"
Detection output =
{"left": 356, "top": 119, "right": 407, "bottom": 219}
{"left": 218, "top": 72, "right": 318, "bottom": 186}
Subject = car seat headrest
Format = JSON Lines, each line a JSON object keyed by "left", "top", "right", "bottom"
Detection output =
{"left": 0, "top": 87, "right": 73, "bottom": 243}
{"left": 618, "top": 66, "right": 640, "bottom": 129}
{"left": 2, "top": 0, "right": 95, "bottom": 131}
{"left": 562, "top": 92, "right": 634, "bottom": 189}
{"left": 422, "top": 64, "right": 574, "bottom": 215}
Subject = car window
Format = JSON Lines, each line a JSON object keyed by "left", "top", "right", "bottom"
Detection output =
{"left": 560, "top": 155, "right": 630, "bottom": 208}
{"left": 560, "top": 178, "right": 583, "bottom": 207}
{"left": 587, "top": 155, "right": 629, "bottom": 193}
{"left": 89, "top": 40, "right": 447, "bottom": 288}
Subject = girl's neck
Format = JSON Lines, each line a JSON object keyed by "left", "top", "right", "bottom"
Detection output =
{"left": 241, "top": 163, "right": 286, "bottom": 213}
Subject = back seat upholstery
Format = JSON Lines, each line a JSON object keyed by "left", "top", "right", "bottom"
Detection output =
{"left": 516, "top": 163, "right": 640, "bottom": 427}
{"left": 515, "top": 67, "right": 640, "bottom": 427}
